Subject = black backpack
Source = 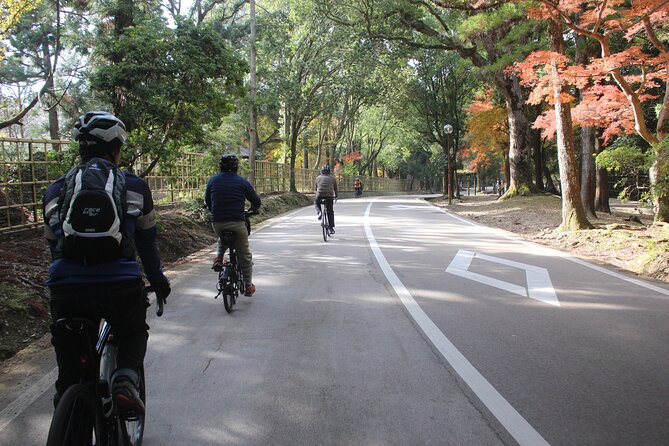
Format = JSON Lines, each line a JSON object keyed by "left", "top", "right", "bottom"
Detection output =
{"left": 55, "top": 158, "right": 133, "bottom": 264}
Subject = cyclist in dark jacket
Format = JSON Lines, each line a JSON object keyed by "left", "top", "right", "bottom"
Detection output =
{"left": 43, "top": 112, "right": 170, "bottom": 417}
{"left": 205, "top": 154, "right": 261, "bottom": 296}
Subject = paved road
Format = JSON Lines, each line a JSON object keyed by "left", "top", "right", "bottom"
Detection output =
{"left": 2, "top": 195, "right": 669, "bottom": 445}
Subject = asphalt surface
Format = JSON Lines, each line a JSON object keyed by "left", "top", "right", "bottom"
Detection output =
{"left": 2, "top": 195, "right": 669, "bottom": 445}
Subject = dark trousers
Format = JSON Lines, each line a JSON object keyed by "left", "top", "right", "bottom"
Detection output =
{"left": 315, "top": 197, "right": 335, "bottom": 228}
{"left": 49, "top": 279, "right": 149, "bottom": 397}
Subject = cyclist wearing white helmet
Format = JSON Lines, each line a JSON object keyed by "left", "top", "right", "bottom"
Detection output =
{"left": 43, "top": 111, "right": 170, "bottom": 418}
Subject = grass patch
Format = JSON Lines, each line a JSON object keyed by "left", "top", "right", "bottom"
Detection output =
{"left": 0, "top": 285, "right": 31, "bottom": 313}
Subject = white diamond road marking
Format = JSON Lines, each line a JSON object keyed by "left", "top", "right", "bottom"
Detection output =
{"left": 446, "top": 249, "right": 560, "bottom": 307}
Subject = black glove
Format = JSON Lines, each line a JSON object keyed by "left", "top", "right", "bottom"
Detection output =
{"left": 151, "top": 278, "right": 171, "bottom": 303}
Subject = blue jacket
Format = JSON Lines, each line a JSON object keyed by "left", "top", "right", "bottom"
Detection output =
{"left": 205, "top": 172, "right": 261, "bottom": 222}
{"left": 43, "top": 170, "right": 168, "bottom": 288}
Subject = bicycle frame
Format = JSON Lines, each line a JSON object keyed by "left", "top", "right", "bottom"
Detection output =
{"left": 48, "top": 287, "right": 160, "bottom": 446}
{"left": 215, "top": 232, "right": 244, "bottom": 312}
{"left": 213, "top": 209, "right": 257, "bottom": 312}
{"left": 317, "top": 197, "right": 334, "bottom": 241}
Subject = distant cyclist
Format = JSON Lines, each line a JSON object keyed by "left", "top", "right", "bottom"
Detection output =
{"left": 43, "top": 111, "right": 171, "bottom": 418}
{"left": 315, "top": 165, "right": 338, "bottom": 234}
{"left": 205, "top": 154, "right": 261, "bottom": 296}
{"left": 354, "top": 178, "right": 363, "bottom": 197}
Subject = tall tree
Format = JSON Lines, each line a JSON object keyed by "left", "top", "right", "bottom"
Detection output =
{"left": 318, "top": 0, "right": 543, "bottom": 197}
{"left": 0, "top": 0, "right": 40, "bottom": 60}
{"left": 259, "top": 0, "right": 373, "bottom": 191}
{"left": 547, "top": 20, "right": 592, "bottom": 230}
{"left": 406, "top": 50, "right": 478, "bottom": 201}
{"left": 0, "top": 0, "right": 69, "bottom": 132}
{"left": 531, "top": 0, "right": 669, "bottom": 222}
{"left": 90, "top": 5, "right": 245, "bottom": 172}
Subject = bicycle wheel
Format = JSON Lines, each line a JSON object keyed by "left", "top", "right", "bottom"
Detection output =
{"left": 222, "top": 265, "right": 234, "bottom": 313}
{"left": 46, "top": 384, "right": 105, "bottom": 446}
{"left": 321, "top": 213, "right": 329, "bottom": 242}
{"left": 119, "top": 365, "right": 145, "bottom": 446}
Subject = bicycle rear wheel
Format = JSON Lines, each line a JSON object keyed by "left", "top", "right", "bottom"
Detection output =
{"left": 321, "top": 213, "right": 329, "bottom": 242}
{"left": 46, "top": 384, "right": 105, "bottom": 446}
{"left": 222, "top": 265, "right": 235, "bottom": 313}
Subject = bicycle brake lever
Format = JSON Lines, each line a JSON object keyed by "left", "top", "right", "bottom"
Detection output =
{"left": 145, "top": 286, "right": 165, "bottom": 317}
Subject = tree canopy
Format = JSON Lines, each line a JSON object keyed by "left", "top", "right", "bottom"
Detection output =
{"left": 2, "top": 0, "right": 669, "bottom": 224}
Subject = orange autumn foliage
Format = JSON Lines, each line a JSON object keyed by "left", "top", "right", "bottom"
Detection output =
{"left": 511, "top": 0, "right": 669, "bottom": 145}
{"left": 463, "top": 94, "right": 508, "bottom": 171}
{"left": 343, "top": 151, "right": 362, "bottom": 163}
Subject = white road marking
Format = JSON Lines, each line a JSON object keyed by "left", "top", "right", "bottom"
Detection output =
{"left": 446, "top": 249, "right": 560, "bottom": 306}
{"left": 441, "top": 207, "right": 669, "bottom": 298}
{"left": 364, "top": 200, "right": 550, "bottom": 446}
{"left": 0, "top": 368, "right": 57, "bottom": 433}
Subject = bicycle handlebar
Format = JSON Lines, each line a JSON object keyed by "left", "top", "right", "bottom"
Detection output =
{"left": 145, "top": 286, "right": 165, "bottom": 317}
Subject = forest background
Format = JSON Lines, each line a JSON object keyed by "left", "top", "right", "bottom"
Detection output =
{"left": 1, "top": 0, "right": 669, "bottom": 362}
{"left": 1, "top": 0, "right": 669, "bottom": 228}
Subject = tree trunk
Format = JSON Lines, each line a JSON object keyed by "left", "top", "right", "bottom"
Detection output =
{"left": 494, "top": 75, "right": 536, "bottom": 197}
{"left": 248, "top": 0, "right": 257, "bottom": 185}
{"left": 302, "top": 132, "right": 308, "bottom": 169}
{"left": 649, "top": 147, "right": 669, "bottom": 222}
{"left": 575, "top": 33, "right": 596, "bottom": 218}
{"left": 111, "top": 0, "right": 135, "bottom": 121}
{"left": 41, "top": 40, "right": 60, "bottom": 141}
{"left": 543, "top": 164, "right": 560, "bottom": 195}
{"left": 529, "top": 126, "right": 544, "bottom": 191}
{"left": 580, "top": 126, "right": 597, "bottom": 218}
{"left": 503, "top": 149, "right": 510, "bottom": 191}
{"left": 595, "top": 133, "right": 611, "bottom": 213}
{"left": 548, "top": 20, "right": 592, "bottom": 231}
{"left": 289, "top": 120, "right": 299, "bottom": 192}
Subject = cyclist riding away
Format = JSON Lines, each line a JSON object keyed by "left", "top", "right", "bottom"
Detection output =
{"left": 205, "top": 154, "right": 261, "bottom": 296}
{"left": 43, "top": 111, "right": 171, "bottom": 418}
{"left": 315, "top": 165, "right": 338, "bottom": 234}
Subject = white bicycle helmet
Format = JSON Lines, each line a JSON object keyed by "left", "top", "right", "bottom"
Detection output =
{"left": 72, "top": 112, "right": 127, "bottom": 145}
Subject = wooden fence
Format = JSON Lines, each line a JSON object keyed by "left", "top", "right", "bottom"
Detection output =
{"left": 0, "top": 138, "right": 415, "bottom": 234}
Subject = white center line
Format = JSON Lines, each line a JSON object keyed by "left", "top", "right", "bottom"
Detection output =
{"left": 364, "top": 200, "right": 550, "bottom": 446}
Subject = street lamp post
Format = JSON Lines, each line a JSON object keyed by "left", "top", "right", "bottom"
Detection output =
{"left": 443, "top": 124, "right": 454, "bottom": 205}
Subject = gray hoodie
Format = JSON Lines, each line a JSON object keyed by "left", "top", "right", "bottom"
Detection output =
{"left": 315, "top": 173, "right": 338, "bottom": 198}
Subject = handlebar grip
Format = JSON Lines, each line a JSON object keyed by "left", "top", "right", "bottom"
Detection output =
{"left": 145, "top": 286, "right": 165, "bottom": 317}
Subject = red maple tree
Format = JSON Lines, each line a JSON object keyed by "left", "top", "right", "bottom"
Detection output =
{"left": 513, "top": 0, "right": 669, "bottom": 222}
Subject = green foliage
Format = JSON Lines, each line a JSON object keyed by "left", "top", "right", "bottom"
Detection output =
{"left": 0, "top": 0, "right": 40, "bottom": 60}
{"left": 595, "top": 145, "right": 651, "bottom": 174}
{"left": 90, "top": 16, "right": 246, "bottom": 170}
{"left": 184, "top": 197, "right": 210, "bottom": 222}
{"left": 0, "top": 285, "right": 30, "bottom": 312}
{"left": 596, "top": 144, "right": 655, "bottom": 203}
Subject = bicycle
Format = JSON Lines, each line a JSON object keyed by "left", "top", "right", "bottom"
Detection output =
{"left": 317, "top": 197, "right": 335, "bottom": 242}
{"left": 45, "top": 287, "right": 165, "bottom": 446}
{"left": 214, "top": 209, "right": 258, "bottom": 313}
